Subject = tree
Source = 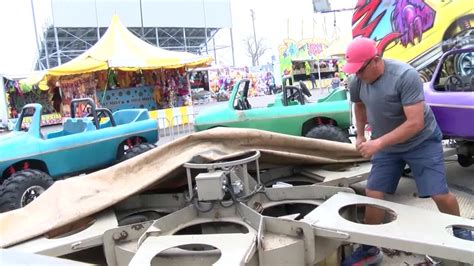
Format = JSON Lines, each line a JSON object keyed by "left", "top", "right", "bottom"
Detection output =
{"left": 243, "top": 36, "right": 268, "bottom": 67}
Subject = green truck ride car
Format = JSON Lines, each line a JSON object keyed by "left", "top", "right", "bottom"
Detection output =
{"left": 194, "top": 79, "right": 352, "bottom": 143}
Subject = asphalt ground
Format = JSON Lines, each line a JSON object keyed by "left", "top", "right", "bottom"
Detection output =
{"left": 2, "top": 88, "right": 472, "bottom": 196}
{"left": 1, "top": 87, "right": 473, "bottom": 264}
{"left": 165, "top": 90, "right": 474, "bottom": 265}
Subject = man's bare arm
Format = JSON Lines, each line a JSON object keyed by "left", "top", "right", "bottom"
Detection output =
{"left": 378, "top": 101, "right": 425, "bottom": 148}
{"left": 354, "top": 102, "right": 367, "bottom": 138}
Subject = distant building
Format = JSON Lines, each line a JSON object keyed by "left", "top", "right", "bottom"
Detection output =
{"left": 36, "top": 0, "right": 233, "bottom": 70}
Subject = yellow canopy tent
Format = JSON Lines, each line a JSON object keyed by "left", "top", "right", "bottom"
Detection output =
{"left": 18, "top": 71, "right": 49, "bottom": 91}
{"left": 43, "top": 15, "right": 211, "bottom": 81}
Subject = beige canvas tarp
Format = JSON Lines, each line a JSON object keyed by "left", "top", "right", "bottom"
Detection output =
{"left": 0, "top": 128, "right": 365, "bottom": 248}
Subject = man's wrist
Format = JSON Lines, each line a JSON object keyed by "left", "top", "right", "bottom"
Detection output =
{"left": 375, "top": 138, "right": 385, "bottom": 149}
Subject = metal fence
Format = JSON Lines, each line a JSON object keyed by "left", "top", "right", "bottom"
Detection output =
{"left": 157, "top": 113, "right": 196, "bottom": 140}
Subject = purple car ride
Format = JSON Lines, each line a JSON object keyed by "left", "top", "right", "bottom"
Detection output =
{"left": 424, "top": 47, "right": 474, "bottom": 167}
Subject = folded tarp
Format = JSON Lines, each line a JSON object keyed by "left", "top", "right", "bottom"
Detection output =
{"left": 0, "top": 127, "right": 365, "bottom": 247}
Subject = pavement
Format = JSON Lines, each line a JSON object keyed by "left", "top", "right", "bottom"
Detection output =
{"left": 1, "top": 88, "right": 473, "bottom": 264}
{"left": 192, "top": 87, "right": 334, "bottom": 113}
{"left": 0, "top": 88, "right": 333, "bottom": 139}
{"left": 158, "top": 87, "right": 334, "bottom": 144}
{"left": 2, "top": 89, "right": 472, "bottom": 214}
{"left": 192, "top": 91, "right": 474, "bottom": 265}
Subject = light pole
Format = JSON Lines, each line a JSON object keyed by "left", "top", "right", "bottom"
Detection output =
{"left": 139, "top": 0, "right": 145, "bottom": 38}
{"left": 30, "top": 0, "right": 43, "bottom": 69}
{"left": 250, "top": 9, "right": 258, "bottom": 66}
{"left": 202, "top": 0, "right": 209, "bottom": 54}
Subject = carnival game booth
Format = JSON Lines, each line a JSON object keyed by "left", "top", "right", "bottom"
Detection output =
{"left": 189, "top": 65, "right": 278, "bottom": 104}
{"left": 279, "top": 39, "right": 347, "bottom": 90}
{"left": 33, "top": 15, "right": 211, "bottom": 126}
{"left": 1, "top": 73, "right": 62, "bottom": 130}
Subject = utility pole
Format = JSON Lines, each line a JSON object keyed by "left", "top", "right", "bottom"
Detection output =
{"left": 30, "top": 0, "right": 43, "bottom": 70}
{"left": 250, "top": 9, "right": 258, "bottom": 66}
{"left": 139, "top": 0, "right": 145, "bottom": 38}
{"left": 202, "top": 0, "right": 209, "bottom": 54}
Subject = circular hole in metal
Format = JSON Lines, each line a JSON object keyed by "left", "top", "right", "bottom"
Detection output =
{"left": 152, "top": 244, "right": 221, "bottom": 265}
{"left": 174, "top": 221, "right": 249, "bottom": 235}
{"left": 339, "top": 204, "right": 397, "bottom": 224}
{"left": 261, "top": 203, "right": 319, "bottom": 220}
{"left": 117, "top": 210, "right": 168, "bottom": 226}
{"left": 446, "top": 224, "right": 474, "bottom": 241}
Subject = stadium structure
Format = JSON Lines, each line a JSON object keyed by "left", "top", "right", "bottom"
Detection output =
{"left": 35, "top": 0, "right": 233, "bottom": 70}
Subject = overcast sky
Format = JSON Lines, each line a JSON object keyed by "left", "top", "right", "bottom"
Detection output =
{"left": 0, "top": 0, "right": 356, "bottom": 76}
{"left": 0, "top": 0, "right": 51, "bottom": 76}
{"left": 218, "top": 0, "right": 356, "bottom": 67}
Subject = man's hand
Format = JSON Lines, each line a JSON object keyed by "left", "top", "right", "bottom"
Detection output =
{"left": 355, "top": 135, "right": 367, "bottom": 149}
{"left": 357, "top": 138, "right": 383, "bottom": 158}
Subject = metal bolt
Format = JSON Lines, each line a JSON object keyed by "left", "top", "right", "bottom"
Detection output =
{"left": 131, "top": 224, "right": 144, "bottom": 231}
{"left": 253, "top": 202, "right": 263, "bottom": 213}
{"left": 112, "top": 230, "right": 128, "bottom": 242}
{"left": 296, "top": 227, "right": 304, "bottom": 237}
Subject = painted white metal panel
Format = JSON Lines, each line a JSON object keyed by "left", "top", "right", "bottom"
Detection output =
{"left": 52, "top": 0, "right": 231, "bottom": 28}
{"left": 95, "top": 0, "right": 143, "bottom": 27}
{"left": 52, "top": 0, "right": 142, "bottom": 27}
{"left": 304, "top": 192, "right": 474, "bottom": 264}
{"left": 9, "top": 210, "right": 118, "bottom": 256}
{"left": 142, "top": 0, "right": 232, "bottom": 27}
{"left": 52, "top": 0, "right": 101, "bottom": 27}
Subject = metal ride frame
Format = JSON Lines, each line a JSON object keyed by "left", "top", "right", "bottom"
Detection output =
{"left": 36, "top": 26, "right": 221, "bottom": 70}
{"left": 7, "top": 150, "right": 473, "bottom": 265}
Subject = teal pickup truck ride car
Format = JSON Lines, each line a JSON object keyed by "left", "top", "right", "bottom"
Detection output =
{"left": 0, "top": 98, "right": 158, "bottom": 212}
{"left": 195, "top": 79, "right": 352, "bottom": 142}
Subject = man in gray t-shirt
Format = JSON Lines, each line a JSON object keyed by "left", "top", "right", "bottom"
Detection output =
{"left": 340, "top": 37, "right": 470, "bottom": 266}
{"left": 349, "top": 58, "right": 437, "bottom": 153}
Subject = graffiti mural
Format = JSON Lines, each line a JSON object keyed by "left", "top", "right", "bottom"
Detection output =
{"left": 393, "top": 0, "right": 435, "bottom": 46}
{"left": 352, "top": 0, "right": 435, "bottom": 54}
{"left": 352, "top": 0, "right": 473, "bottom": 81}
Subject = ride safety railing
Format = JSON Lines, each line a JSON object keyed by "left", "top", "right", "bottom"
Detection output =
{"left": 149, "top": 106, "right": 196, "bottom": 140}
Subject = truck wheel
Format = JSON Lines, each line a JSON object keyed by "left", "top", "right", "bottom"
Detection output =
{"left": 118, "top": 143, "right": 156, "bottom": 163}
{"left": 457, "top": 154, "right": 473, "bottom": 167}
{"left": 0, "top": 169, "right": 54, "bottom": 212}
{"left": 442, "top": 26, "right": 474, "bottom": 52}
{"left": 305, "top": 125, "right": 351, "bottom": 143}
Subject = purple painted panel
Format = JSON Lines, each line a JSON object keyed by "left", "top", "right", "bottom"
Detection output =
{"left": 429, "top": 105, "right": 474, "bottom": 139}
{"left": 424, "top": 88, "right": 474, "bottom": 106}
{"left": 423, "top": 48, "right": 474, "bottom": 140}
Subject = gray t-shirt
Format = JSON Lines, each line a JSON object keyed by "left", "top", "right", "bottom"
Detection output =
{"left": 349, "top": 59, "right": 437, "bottom": 152}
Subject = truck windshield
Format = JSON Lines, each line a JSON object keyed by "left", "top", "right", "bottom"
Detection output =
{"left": 18, "top": 107, "right": 36, "bottom": 132}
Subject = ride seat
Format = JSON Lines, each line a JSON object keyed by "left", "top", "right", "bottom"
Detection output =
{"left": 63, "top": 118, "right": 95, "bottom": 135}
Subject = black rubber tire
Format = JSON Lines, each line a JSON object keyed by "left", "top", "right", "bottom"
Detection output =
{"left": 305, "top": 125, "right": 351, "bottom": 143}
{"left": 118, "top": 143, "right": 156, "bottom": 162}
{"left": 0, "top": 169, "right": 54, "bottom": 212}
{"left": 457, "top": 154, "right": 473, "bottom": 168}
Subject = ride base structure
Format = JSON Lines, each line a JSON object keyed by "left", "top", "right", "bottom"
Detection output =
{"left": 3, "top": 150, "right": 473, "bottom": 265}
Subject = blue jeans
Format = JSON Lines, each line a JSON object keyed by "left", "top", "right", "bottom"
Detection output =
{"left": 367, "top": 127, "right": 449, "bottom": 198}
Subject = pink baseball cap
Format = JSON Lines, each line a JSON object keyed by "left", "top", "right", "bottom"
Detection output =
{"left": 342, "top": 37, "right": 378, "bottom": 74}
